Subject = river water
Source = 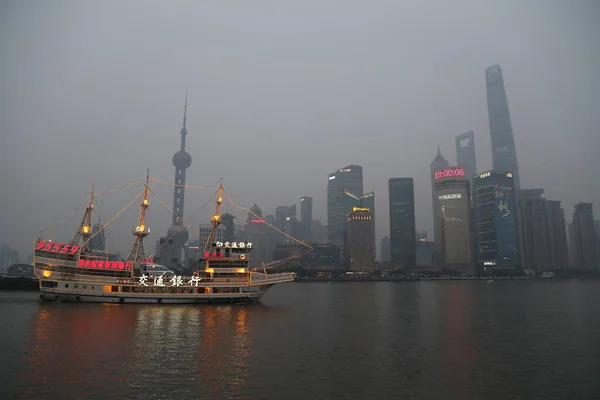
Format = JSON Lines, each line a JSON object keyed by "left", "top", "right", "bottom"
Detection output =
{"left": 1, "top": 280, "right": 599, "bottom": 400}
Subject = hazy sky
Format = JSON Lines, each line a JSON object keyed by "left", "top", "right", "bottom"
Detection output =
{"left": 1, "top": 0, "right": 599, "bottom": 259}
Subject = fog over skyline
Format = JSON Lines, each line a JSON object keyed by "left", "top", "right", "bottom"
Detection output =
{"left": 1, "top": 0, "right": 599, "bottom": 259}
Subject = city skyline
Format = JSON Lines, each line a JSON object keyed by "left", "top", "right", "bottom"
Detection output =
{"left": 1, "top": 1, "right": 599, "bottom": 260}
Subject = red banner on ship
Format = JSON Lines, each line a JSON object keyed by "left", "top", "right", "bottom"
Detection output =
{"left": 77, "top": 259, "right": 133, "bottom": 271}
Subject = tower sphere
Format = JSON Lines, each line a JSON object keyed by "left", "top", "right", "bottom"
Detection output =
{"left": 173, "top": 150, "right": 192, "bottom": 169}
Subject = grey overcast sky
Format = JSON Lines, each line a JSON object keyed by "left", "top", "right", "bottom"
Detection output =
{"left": 1, "top": 0, "right": 599, "bottom": 259}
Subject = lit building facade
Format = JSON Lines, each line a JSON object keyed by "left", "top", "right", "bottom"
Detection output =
{"left": 346, "top": 207, "right": 375, "bottom": 272}
{"left": 455, "top": 131, "right": 477, "bottom": 195}
{"left": 486, "top": 65, "right": 521, "bottom": 192}
{"left": 473, "top": 170, "right": 520, "bottom": 271}
{"left": 434, "top": 167, "right": 473, "bottom": 272}
{"left": 388, "top": 178, "right": 416, "bottom": 268}
{"left": 327, "top": 165, "right": 363, "bottom": 259}
{"left": 344, "top": 190, "right": 375, "bottom": 256}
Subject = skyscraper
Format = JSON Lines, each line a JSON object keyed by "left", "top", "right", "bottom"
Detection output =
{"left": 455, "top": 131, "right": 477, "bottom": 191}
{"left": 344, "top": 190, "right": 375, "bottom": 257}
{"left": 388, "top": 178, "right": 416, "bottom": 268}
{"left": 430, "top": 146, "right": 449, "bottom": 252}
{"left": 198, "top": 223, "right": 224, "bottom": 254}
{"left": 434, "top": 167, "right": 473, "bottom": 272}
{"left": 486, "top": 65, "right": 521, "bottom": 192}
{"left": 546, "top": 200, "right": 569, "bottom": 269}
{"left": 275, "top": 205, "right": 296, "bottom": 236}
{"left": 517, "top": 189, "right": 550, "bottom": 272}
{"left": 346, "top": 207, "right": 375, "bottom": 272}
{"left": 244, "top": 204, "right": 268, "bottom": 269}
{"left": 220, "top": 213, "right": 235, "bottom": 243}
{"left": 327, "top": 165, "right": 363, "bottom": 258}
{"left": 380, "top": 236, "right": 391, "bottom": 262}
{"left": 473, "top": 170, "right": 520, "bottom": 271}
{"left": 571, "top": 203, "right": 599, "bottom": 270}
{"left": 90, "top": 219, "right": 106, "bottom": 251}
{"left": 300, "top": 197, "right": 313, "bottom": 242}
{"left": 162, "top": 92, "right": 192, "bottom": 269}
{"left": 517, "top": 190, "right": 570, "bottom": 272}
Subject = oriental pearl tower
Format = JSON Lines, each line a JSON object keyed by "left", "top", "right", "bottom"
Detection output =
{"left": 166, "top": 91, "right": 191, "bottom": 268}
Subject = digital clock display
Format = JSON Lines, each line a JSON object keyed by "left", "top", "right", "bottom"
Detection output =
{"left": 434, "top": 168, "right": 465, "bottom": 180}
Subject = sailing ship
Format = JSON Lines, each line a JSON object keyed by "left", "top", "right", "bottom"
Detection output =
{"left": 34, "top": 173, "right": 310, "bottom": 304}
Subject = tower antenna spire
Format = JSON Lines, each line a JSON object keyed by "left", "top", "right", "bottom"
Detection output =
{"left": 183, "top": 88, "right": 188, "bottom": 132}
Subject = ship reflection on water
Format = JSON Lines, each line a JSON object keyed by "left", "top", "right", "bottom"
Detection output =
{"left": 21, "top": 303, "right": 254, "bottom": 399}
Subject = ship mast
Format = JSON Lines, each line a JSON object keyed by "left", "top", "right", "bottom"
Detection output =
{"left": 126, "top": 171, "right": 151, "bottom": 277}
{"left": 205, "top": 182, "right": 224, "bottom": 252}
{"left": 71, "top": 185, "right": 95, "bottom": 252}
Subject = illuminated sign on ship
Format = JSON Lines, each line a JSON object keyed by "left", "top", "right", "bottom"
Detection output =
{"left": 215, "top": 241, "right": 253, "bottom": 249}
{"left": 35, "top": 240, "right": 80, "bottom": 255}
{"left": 434, "top": 168, "right": 465, "bottom": 180}
{"left": 78, "top": 259, "right": 133, "bottom": 270}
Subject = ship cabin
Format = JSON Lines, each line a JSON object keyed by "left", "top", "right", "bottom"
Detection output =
{"left": 201, "top": 241, "right": 253, "bottom": 281}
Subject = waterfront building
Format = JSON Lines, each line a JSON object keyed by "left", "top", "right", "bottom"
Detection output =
{"left": 517, "top": 189, "right": 569, "bottom": 272}
{"left": 244, "top": 204, "right": 268, "bottom": 269}
{"left": 571, "top": 203, "right": 599, "bottom": 270}
{"left": 434, "top": 166, "right": 473, "bottom": 272}
{"left": 388, "top": 178, "right": 416, "bottom": 268}
{"left": 300, "top": 197, "right": 313, "bottom": 242}
{"left": 346, "top": 207, "right": 375, "bottom": 272}
{"left": 380, "top": 236, "right": 391, "bottom": 262}
{"left": 473, "top": 170, "right": 520, "bottom": 271}
{"left": 327, "top": 165, "right": 363, "bottom": 258}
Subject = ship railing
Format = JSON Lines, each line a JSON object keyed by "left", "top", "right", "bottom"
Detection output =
{"left": 250, "top": 272, "right": 295, "bottom": 285}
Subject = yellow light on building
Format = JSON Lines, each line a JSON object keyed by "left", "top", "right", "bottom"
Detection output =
{"left": 82, "top": 226, "right": 90, "bottom": 234}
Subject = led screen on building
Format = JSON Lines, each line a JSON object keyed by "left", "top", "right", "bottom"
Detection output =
{"left": 435, "top": 183, "right": 472, "bottom": 270}
{"left": 492, "top": 178, "right": 519, "bottom": 266}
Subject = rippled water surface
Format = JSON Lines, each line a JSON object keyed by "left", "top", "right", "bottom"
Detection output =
{"left": 1, "top": 280, "right": 599, "bottom": 399}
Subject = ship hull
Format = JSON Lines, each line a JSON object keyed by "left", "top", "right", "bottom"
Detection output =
{"left": 35, "top": 271, "right": 293, "bottom": 305}
{"left": 39, "top": 289, "right": 267, "bottom": 304}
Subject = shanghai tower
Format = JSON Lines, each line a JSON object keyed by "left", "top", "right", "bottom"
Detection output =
{"left": 486, "top": 65, "right": 521, "bottom": 191}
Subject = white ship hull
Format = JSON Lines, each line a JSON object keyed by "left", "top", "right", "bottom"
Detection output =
{"left": 36, "top": 270, "right": 294, "bottom": 305}
{"left": 39, "top": 289, "right": 267, "bottom": 304}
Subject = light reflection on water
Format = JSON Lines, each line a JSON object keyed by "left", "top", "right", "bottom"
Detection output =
{"left": 2, "top": 281, "right": 600, "bottom": 400}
